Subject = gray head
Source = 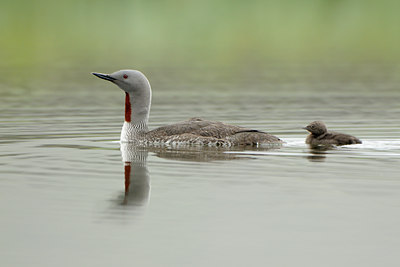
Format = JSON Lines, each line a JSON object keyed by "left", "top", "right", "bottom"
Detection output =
{"left": 303, "top": 121, "right": 328, "bottom": 136}
{"left": 92, "top": 69, "right": 151, "bottom": 94}
{"left": 92, "top": 69, "right": 152, "bottom": 129}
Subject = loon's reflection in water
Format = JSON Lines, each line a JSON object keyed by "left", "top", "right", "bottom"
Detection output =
{"left": 112, "top": 143, "right": 281, "bottom": 215}
{"left": 120, "top": 144, "right": 151, "bottom": 208}
{"left": 306, "top": 146, "right": 329, "bottom": 162}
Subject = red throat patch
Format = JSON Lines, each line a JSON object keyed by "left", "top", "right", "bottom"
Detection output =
{"left": 125, "top": 92, "right": 131, "bottom": 122}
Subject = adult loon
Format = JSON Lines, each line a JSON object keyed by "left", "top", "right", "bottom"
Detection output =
{"left": 92, "top": 69, "right": 282, "bottom": 147}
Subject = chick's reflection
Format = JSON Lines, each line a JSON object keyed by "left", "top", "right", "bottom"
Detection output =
{"left": 307, "top": 146, "right": 328, "bottom": 162}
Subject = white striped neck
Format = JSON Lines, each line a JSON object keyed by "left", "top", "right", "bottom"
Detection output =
{"left": 120, "top": 121, "right": 149, "bottom": 142}
{"left": 121, "top": 92, "right": 150, "bottom": 142}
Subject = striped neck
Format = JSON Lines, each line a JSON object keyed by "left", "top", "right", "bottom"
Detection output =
{"left": 121, "top": 92, "right": 150, "bottom": 142}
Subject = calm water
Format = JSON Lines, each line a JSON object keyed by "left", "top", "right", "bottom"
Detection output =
{"left": 1, "top": 65, "right": 400, "bottom": 267}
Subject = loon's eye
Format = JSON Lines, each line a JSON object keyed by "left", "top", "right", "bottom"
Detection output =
{"left": 123, "top": 74, "right": 128, "bottom": 79}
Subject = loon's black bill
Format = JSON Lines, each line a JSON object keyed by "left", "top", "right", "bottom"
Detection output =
{"left": 92, "top": 72, "right": 116, "bottom": 82}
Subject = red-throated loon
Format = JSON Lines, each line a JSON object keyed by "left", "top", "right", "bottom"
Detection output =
{"left": 92, "top": 69, "right": 282, "bottom": 147}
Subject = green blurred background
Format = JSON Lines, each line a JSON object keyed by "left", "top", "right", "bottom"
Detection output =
{"left": 1, "top": 0, "right": 400, "bottom": 68}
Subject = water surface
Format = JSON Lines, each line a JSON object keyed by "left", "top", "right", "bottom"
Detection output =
{"left": 1, "top": 65, "right": 400, "bottom": 266}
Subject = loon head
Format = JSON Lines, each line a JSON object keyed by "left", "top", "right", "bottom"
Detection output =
{"left": 303, "top": 121, "right": 328, "bottom": 136}
{"left": 92, "top": 69, "right": 151, "bottom": 94}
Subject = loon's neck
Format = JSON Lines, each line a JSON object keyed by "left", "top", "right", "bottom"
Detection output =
{"left": 312, "top": 131, "right": 327, "bottom": 138}
{"left": 120, "top": 92, "right": 151, "bottom": 142}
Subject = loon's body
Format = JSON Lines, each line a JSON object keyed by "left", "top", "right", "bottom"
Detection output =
{"left": 304, "top": 121, "right": 361, "bottom": 146}
{"left": 123, "top": 117, "right": 281, "bottom": 146}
